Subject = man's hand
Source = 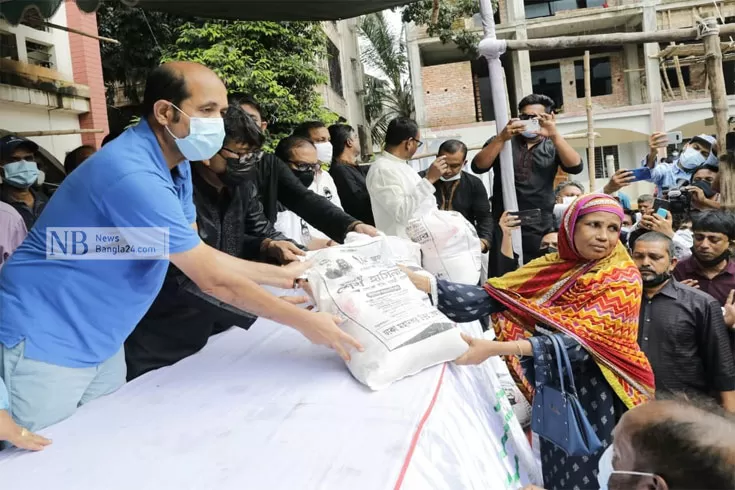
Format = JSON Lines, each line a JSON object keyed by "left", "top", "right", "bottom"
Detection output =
{"left": 724, "top": 290, "right": 735, "bottom": 327}
{"left": 640, "top": 211, "right": 674, "bottom": 238}
{"left": 267, "top": 240, "right": 305, "bottom": 264}
{"left": 680, "top": 278, "right": 700, "bottom": 289}
{"left": 425, "top": 155, "right": 449, "bottom": 184}
{"left": 354, "top": 224, "right": 379, "bottom": 237}
{"left": 294, "top": 312, "right": 364, "bottom": 361}
{"left": 647, "top": 132, "right": 669, "bottom": 166}
{"left": 398, "top": 265, "right": 431, "bottom": 293}
{"left": 499, "top": 118, "right": 527, "bottom": 142}
{"left": 0, "top": 411, "right": 51, "bottom": 451}
{"left": 454, "top": 333, "right": 494, "bottom": 365}
{"left": 276, "top": 260, "right": 313, "bottom": 289}
{"left": 604, "top": 169, "right": 636, "bottom": 194}
{"left": 537, "top": 112, "right": 558, "bottom": 138}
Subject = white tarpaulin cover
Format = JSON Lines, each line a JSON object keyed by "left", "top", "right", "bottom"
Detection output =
{"left": 0, "top": 320, "right": 541, "bottom": 489}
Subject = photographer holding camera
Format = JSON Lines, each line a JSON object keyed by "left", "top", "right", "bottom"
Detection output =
{"left": 643, "top": 133, "right": 718, "bottom": 198}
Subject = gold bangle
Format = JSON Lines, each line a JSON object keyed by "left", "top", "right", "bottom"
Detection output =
{"left": 514, "top": 341, "right": 523, "bottom": 356}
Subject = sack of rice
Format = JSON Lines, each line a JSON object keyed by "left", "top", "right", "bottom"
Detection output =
{"left": 306, "top": 236, "right": 468, "bottom": 389}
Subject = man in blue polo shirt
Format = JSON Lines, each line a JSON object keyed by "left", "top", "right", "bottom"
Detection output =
{"left": 0, "top": 62, "right": 361, "bottom": 433}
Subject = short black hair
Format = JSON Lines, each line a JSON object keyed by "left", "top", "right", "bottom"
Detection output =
{"left": 518, "top": 94, "right": 555, "bottom": 114}
{"left": 274, "top": 136, "right": 315, "bottom": 163}
{"left": 292, "top": 121, "right": 326, "bottom": 140}
{"left": 635, "top": 231, "right": 676, "bottom": 258}
{"left": 64, "top": 145, "right": 95, "bottom": 175}
{"left": 228, "top": 93, "right": 263, "bottom": 116}
{"left": 329, "top": 124, "right": 355, "bottom": 162}
{"left": 624, "top": 208, "right": 638, "bottom": 224}
{"left": 224, "top": 104, "right": 265, "bottom": 149}
{"left": 692, "top": 210, "right": 735, "bottom": 240}
{"left": 384, "top": 117, "right": 419, "bottom": 147}
{"left": 141, "top": 64, "right": 190, "bottom": 119}
{"left": 438, "top": 139, "right": 468, "bottom": 160}
{"left": 693, "top": 163, "right": 719, "bottom": 176}
{"left": 630, "top": 413, "right": 735, "bottom": 489}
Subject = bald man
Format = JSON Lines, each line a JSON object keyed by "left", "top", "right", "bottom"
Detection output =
{"left": 0, "top": 62, "right": 361, "bottom": 433}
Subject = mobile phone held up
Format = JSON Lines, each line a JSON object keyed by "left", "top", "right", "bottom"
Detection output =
{"left": 521, "top": 118, "right": 540, "bottom": 134}
{"left": 653, "top": 198, "right": 669, "bottom": 212}
{"left": 630, "top": 167, "right": 652, "bottom": 182}
{"left": 656, "top": 208, "right": 669, "bottom": 219}
{"left": 666, "top": 131, "right": 683, "bottom": 146}
{"left": 509, "top": 209, "right": 542, "bottom": 227}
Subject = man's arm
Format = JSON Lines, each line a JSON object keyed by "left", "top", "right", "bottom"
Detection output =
{"left": 470, "top": 178, "right": 493, "bottom": 252}
{"left": 698, "top": 300, "right": 735, "bottom": 412}
{"left": 471, "top": 119, "right": 526, "bottom": 173}
{"left": 171, "top": 242, "right": 362, "bottom": 360}
{"left": 366, "top": 166, "right": 436, "bottom": 225}
{"left": 645, "top": 132, "right": 669, "bottom": 169}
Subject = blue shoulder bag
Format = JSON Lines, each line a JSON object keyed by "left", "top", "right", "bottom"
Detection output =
{"left": 531, "top": 334, "right": 603, "bottom": 456}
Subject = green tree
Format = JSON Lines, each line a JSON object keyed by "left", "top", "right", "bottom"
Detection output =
{"left": 97, "top": 5, "right": 191, "bottom": 106}
{"left": 402, "top": 0, "right": 492, "bottom": 58}
{"left": 166, "top": 20, "right": 337, "bottom": 143}
{"left": 359, "top": 12, "right": 414, "bottom": 144}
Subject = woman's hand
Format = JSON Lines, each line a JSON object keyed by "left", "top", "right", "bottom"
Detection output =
{"left": 499, "top": 211, "right": 521, "bottom": 236}
{"left": 398, "top": 265, "right": 431, "bottom": 293}
{"left": 0, "top": 410, "right": 51, "bottom": 451}
{"left": 454, "top": 333, "right": 495, "bottom": 365}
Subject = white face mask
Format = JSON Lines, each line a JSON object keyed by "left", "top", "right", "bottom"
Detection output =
{"left": 315, "top": 142, "right": 333, "bottom": 164}
{"left": 440, "top": 172, "right": 461, "bottom": 182}
{"left": 597, "top": 445, "right": 658, "bottom": 490}
{"left": 165, "top": 103, "right": 225, "bottom": 162}
{"left": 562, "top": 196, "right": 578, "bottom": 205}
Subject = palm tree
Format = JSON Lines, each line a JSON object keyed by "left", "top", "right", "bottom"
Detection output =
{"left": 359, "top": 12, "right": 415, "bottom": 145}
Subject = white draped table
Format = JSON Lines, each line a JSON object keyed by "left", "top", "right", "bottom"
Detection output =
{"left": 0, "top": 319, "right": 541, "bottom": 489}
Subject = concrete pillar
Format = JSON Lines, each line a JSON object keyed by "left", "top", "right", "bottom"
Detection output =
{"left": 623, "top": 44, "right": 643, "bottom": 105}
{"left": 66, "top": 0, "right": 108, "bottom": 148}
{"left": 505, "top": 0, "right": 526, "bottom": 23}
{"left": 642, "top": 4, "right": 664, "bottom": 133}
{"left": 511, "top": 28, "right": 533, "bottom": 107}
{"left": 407, "top": 38, "right": 427, "bottom": 127}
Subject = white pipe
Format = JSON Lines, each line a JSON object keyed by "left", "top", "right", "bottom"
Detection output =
{"left": 478, "top": 0, "right": 523, "bottom": 263}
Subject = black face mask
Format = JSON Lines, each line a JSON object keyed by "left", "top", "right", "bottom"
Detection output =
{"left": 218, "top": 157, "right": 256, "bottom": 187}
{"left": 639, "top": 268, "right": 672, "bottom": 288}
{"left": 295, "top": 170, "right": 315, "bottom": 188}
{"left": 539, "top": 246, "right": 558, "bottom": 255}
{"left": 693, "top": 248, "right": 731, "bottom": 268}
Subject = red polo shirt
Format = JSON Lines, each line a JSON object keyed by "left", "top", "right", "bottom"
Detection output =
{"left": 673, "top": 257, "right": 735, "bottom": 306}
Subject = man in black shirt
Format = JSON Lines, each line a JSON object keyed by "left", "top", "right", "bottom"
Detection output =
{"left": 631, "top": 231, "right": 735, "bottom": 412}
{"left": 419, "top": 139, "right": 493, "bottom": 254}
{"left": 471, "top": 94, "right": 583, "bottom": 262}
{"left": 125, "top": 105, "right": 305, "bottom": 380}
{"left": 230, "top": 93, "right": 378, "bottom": 240}
{"left": 328, "top": 123, "right": 374, "bottom": 225}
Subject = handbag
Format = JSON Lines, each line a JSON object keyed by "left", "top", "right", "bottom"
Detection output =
{"left": 531, "top": 334, "right": 603, "bottom": 456}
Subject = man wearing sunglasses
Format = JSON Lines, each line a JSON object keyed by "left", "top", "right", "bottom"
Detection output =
{"left": 125, "top": 104, "right": 305, "bottom": 380}
{"left": 472, "top": 94, "right": 583, "bottom": 262}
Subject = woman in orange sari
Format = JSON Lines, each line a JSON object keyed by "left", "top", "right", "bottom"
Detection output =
{"left": 406, "top": 194, "right": 655, "bottom": 490}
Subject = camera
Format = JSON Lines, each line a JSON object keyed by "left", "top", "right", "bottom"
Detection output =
{"left": 666, "top": 184, "right": 691, "bottom": 217}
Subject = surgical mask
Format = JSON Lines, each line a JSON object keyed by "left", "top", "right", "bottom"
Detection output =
{"left": 621, "top": 226, "right": 632, "bottom": 235}
{"left": 440, "top": 172, "right": 461, "bottom": 182}
{"left": 678, "top": 147, "right": 706, "bottom": 170}
{"left": 2, "top": 160, "right": 39, "bottom": 189}
{"left": 540, "top": 246, "right": 558, "bottom": 255}
{"left": 166, "top": 104, "right": 225, "bottom": 162}
{"left": 638, "top": 266, "right": 671, "bottom": 288}
{"left": 597, "top": 445, "right": 658, "bottom": 490}
{"left": 295, "top": 170, "right": 315, "bottom": 187}
{"left": 562, "top": 196, "right": 577, "bottom": 205}
{"left": 522, "top": 131, "right": 539, "bottom": 140}
{"left": 315, "top": 142, "right": 333, "bottom": 164}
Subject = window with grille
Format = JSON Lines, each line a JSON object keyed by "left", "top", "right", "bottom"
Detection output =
{"left": 593, "top": 145, "right": 619, "bottom": 179}
{"left": 0, "top": 32, "right": 19, "bottom": 61}
{"left": 26, "top": 40, "right": 54, "bottom": 69}
{"left": 575, "top": 57, "right": 612, "bottom": 98}
{"left": 327, "top": 39, "right": 343, "bottom": 97}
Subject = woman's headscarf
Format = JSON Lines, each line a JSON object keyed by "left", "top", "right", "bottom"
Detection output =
{"left": 485, "top": 194, "right": 655, "bottom": 409}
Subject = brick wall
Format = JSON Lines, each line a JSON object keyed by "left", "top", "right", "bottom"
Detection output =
{"left": 559, "top": 53, "right": 627, "bottom": 114}
{"left": 65, "top": 0, "right": 108, "bottom": 148}
{"left": 422, "top": 61, "right": 477, "bottom": 128}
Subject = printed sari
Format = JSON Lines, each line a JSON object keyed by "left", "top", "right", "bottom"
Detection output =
{"left": 485, "top": 194, "right": 655, "bottom": 409}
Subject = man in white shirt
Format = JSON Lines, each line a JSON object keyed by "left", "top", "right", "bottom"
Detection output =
{"left": 366, "top": 117, "right": 447, "bottom": 238}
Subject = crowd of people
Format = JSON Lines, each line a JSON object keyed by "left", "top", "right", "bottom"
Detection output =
{"left": 1, "top": 60, "right": 734, "bottom": 489}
